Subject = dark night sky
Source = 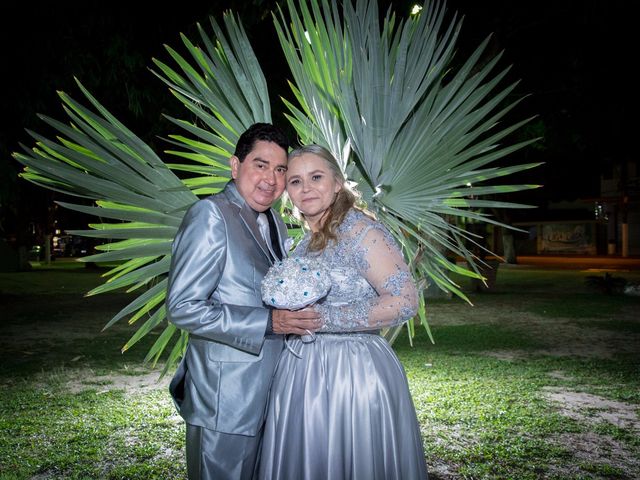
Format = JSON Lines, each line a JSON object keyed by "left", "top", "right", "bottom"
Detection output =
{"left": 0, "top": 1, "right": 633, "bottom": 235}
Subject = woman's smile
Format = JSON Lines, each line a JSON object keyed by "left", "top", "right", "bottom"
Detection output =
{"left": 286, "top": 153, "right": 342, "bottom": 231}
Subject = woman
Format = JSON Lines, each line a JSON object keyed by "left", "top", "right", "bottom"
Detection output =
{"left": 259, "top": 145, "right": 428, "bottom": 479}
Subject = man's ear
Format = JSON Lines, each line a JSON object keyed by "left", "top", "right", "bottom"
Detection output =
{"left": 230, "top": 156, "right": 240, "bottom": 179}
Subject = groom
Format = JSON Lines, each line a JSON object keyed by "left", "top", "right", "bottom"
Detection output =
{"left": 166, "top": 123, "right": 320, "bottom": 479}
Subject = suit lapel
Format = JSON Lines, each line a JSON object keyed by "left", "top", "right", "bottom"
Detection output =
{"left": 223, "top": 181, "right": 289, "bottom": 262}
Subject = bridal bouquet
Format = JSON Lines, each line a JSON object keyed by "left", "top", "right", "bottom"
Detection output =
{"left": 261, "top": 256, "right": 331, "bottom": 310}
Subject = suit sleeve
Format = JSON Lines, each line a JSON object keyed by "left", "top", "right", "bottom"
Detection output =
{"left": 166, "top": 200, "right": 269, "bottom": 354}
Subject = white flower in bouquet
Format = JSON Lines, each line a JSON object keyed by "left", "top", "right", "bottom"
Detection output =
{"left": 261, "top": 256, "right": 331, "bottom": 310}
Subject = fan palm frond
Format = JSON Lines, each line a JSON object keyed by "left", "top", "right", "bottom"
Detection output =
{"left": 274, "top": 0, "right": 352, "bottom": 170}
{"left": 152, "top": 12, "right": 273, "bottom": 195}
{"left": 13, "top": 12, "right": 273, "bottom": 372}
{"left": 275, "top": 0, "right": 541, "bottom": 307}
{"left": 13, "top": 79, "right": 197, "bottom": 371}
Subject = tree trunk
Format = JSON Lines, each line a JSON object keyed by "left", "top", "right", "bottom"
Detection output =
{"left": 502, "top": 231, "right": 517, "bottom": 263}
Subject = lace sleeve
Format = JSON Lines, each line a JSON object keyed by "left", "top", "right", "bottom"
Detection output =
{"left": 317, "top": 224, "right": 419, "bottom": 332}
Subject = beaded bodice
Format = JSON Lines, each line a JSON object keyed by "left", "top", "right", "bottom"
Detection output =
{"left": 293, "top": 209, "right": 418, "bottom": 332}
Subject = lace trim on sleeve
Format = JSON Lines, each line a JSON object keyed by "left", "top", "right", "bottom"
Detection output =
{"left": 318, "top": 221, "right": 419, "bottom": 332}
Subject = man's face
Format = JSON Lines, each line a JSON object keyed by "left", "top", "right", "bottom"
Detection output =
{"left": 230, "top": 140, "right": 288, "bottom": 212}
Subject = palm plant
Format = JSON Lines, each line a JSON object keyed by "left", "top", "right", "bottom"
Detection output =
{"left": 13, "top": 0, "right": 539, "bottom": 369}
{"left": 276, "top": 0, "right": 540, "bottom": 339}
{"left": 13, "top": 81, "right": 195, "bottom": 370}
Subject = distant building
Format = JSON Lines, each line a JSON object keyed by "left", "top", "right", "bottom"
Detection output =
{"left": 513, "top": 160, "right": 639, "bottom": 257}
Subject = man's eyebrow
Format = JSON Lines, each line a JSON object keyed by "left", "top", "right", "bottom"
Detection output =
{"left": 252, "top": 157, "right": 287, "bottom": 170}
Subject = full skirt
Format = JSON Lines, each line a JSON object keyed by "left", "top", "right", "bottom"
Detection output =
{"left": 259, "top": 333, "right": 428, "bottom": 479}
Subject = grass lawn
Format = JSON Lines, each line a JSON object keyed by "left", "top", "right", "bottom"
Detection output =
{"left": 1, "top": 262, "right": 639, "bottom": 479}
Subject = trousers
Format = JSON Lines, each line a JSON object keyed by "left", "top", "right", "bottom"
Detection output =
{"left": 186, "top": 423, "right": 262, "bottom": 480}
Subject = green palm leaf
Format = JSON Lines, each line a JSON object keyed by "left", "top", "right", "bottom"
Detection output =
{"left": 13, "top": 78, "right": 196, "bottom": 371}
{"left": 275, "top": 0, "right": 541, "bottom": 340}
{"left": 14, "top": 12, "right": 275, "bottom": 373}
{"left": 274, "top": 0, "right": 352, "bottom": 168}
{"left": 151, "top": 12, "right": 273, "bottom": 184}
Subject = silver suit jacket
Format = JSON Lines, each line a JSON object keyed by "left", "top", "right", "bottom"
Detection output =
{"left": 166, "top": 181, "right": 287, "bottom": 436}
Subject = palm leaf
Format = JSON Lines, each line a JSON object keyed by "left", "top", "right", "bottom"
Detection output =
{"left": 13, "top": 11, "right": 278, "bottom": 369}
{"left": 151, "top": 12, "right": 272, "bottom": 183}
{"left": 12, "top": 77, "right": 198, "bottom": 366}
{"left": 275, "top": 0, "right": 541, "bottom": 341}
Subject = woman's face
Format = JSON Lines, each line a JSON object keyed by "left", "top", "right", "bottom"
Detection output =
{"left": 286, "top": 153, "right": 342, "bottom": 229}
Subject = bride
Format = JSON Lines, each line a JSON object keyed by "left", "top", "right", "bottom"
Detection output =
{"left": 259, "top": 144, "right": 428, "bottom": 479}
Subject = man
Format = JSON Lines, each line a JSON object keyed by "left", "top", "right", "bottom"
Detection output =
{"left": 167, "top": 123, "right": 320, "bottom": 479}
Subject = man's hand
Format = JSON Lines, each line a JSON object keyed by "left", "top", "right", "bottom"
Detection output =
{"left": 272, "top": 307, "right": 322, "bottom": 335}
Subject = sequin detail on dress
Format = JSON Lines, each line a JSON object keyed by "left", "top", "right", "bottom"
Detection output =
{"left": 294, "top": 209, "right": 418, "bottom": 332}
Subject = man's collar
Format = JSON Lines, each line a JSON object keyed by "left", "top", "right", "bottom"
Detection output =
{"left": 224, "top": 180, "right": 243, "bottom": 205}
{"left": 224, "top": 180, "right": 263, "bottom": 219}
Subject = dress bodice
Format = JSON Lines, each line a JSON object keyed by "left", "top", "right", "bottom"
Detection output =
{"left": 292, "top": 209, "right": 418, "bottom": 332}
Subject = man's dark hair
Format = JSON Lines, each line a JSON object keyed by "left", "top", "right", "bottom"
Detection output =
{"left": 234, "top": 123, "right": 290, "bottom": 161}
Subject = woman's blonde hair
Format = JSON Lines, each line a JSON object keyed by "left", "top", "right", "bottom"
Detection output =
{"left": 287, "top": 145, "right": 358, "bottom": 252}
